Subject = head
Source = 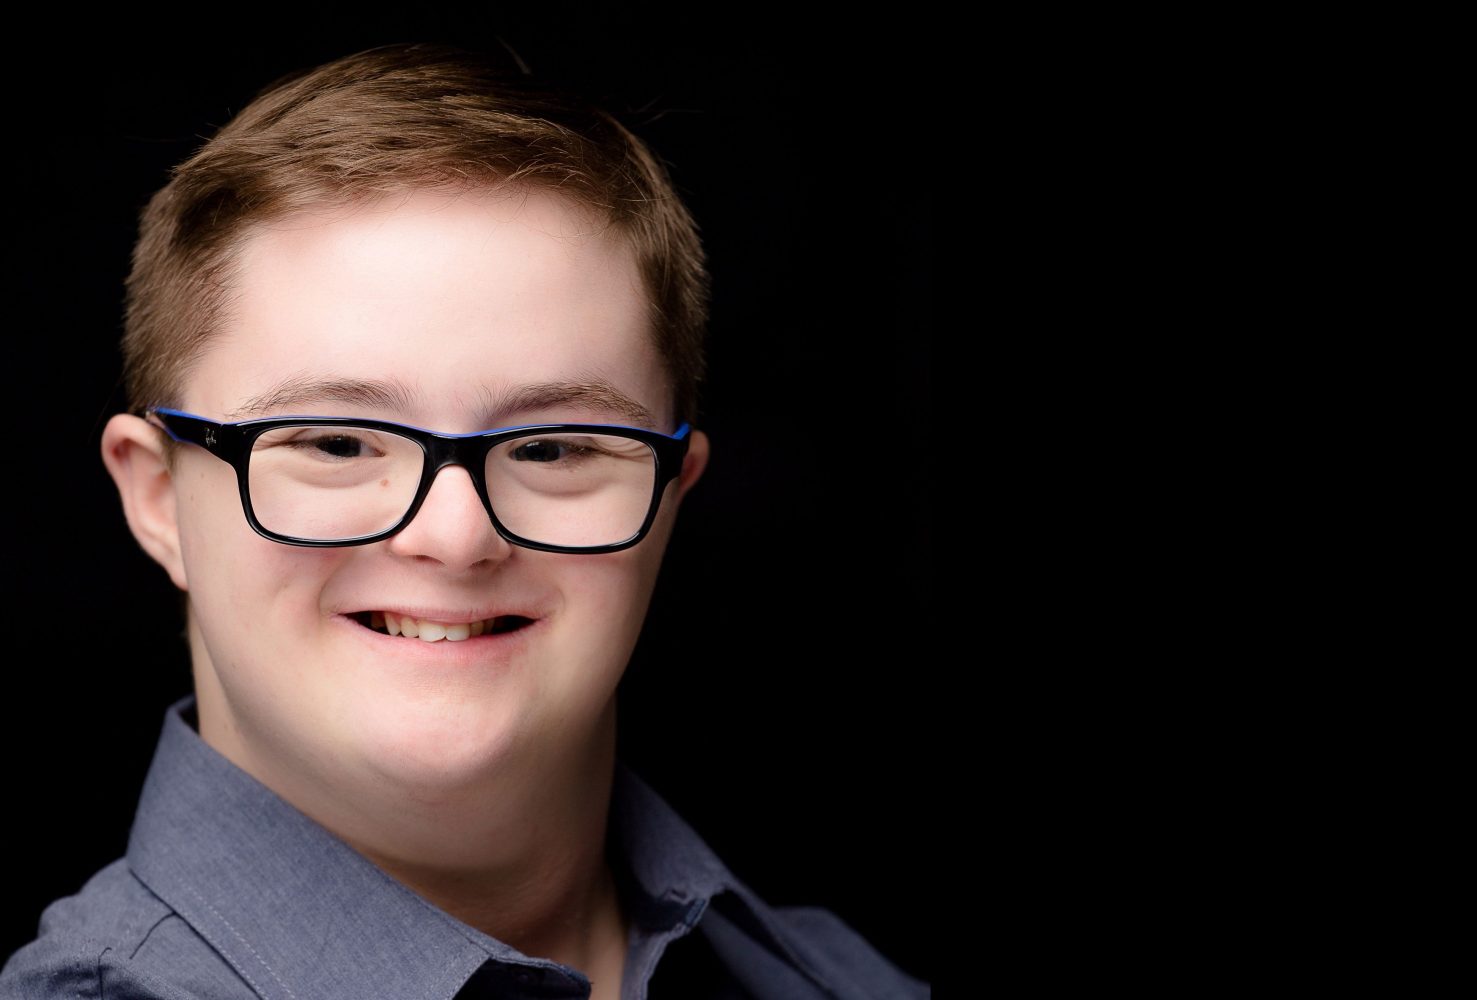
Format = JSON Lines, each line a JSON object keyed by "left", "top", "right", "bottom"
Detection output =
{"left": 100, "top": 43, "right": 710, "bottom": 819}
{"left": 122, "top": 41, "right": 708, "bottom": 468}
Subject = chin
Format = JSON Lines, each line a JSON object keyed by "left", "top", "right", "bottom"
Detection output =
{"left": 340, "top": 689, "right": 527, "bottom": 795}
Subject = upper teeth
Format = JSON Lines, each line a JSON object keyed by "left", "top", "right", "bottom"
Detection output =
{"left": 374, "top": 611, "right": 495, "bottom": 642}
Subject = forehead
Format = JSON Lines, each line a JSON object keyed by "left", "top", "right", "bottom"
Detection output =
{"left": 183, "top": 185, "right": 670, "bottom": 431}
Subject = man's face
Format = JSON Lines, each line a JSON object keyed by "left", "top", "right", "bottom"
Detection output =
{"left": 121, "top": 185, "right": 705, "bottom": 805}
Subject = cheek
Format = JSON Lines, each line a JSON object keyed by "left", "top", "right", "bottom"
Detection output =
{"left": 173, "top": 461, "right": 246, "bottom": 574}
{"left": 554, "top": 543, "right": 667, "bottom": 638}
{"left": 175, "top": 476, "right": 342, "bottom": 633}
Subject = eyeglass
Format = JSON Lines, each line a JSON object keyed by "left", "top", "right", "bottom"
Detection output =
{"left": 143, "top": 406, "right": 692, "bottom": 554}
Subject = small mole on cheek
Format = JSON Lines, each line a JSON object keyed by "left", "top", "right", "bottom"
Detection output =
{"left": 381, "top": 479, "right": 389, "bottom": 487}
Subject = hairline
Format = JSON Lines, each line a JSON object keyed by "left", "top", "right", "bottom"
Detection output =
{"left": 154, "top": 176, "right": 680, "bottom": 427}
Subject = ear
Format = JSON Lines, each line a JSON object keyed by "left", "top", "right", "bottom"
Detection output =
{"left": 100, "top": 413, "right": 188, "bottom": 591}
{"left": 674, "top": 428, "right": 710, "bottom": 503}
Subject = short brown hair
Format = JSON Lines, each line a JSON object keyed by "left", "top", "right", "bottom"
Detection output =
{"left": 121, "top": 41, "right": 710, "bottom": 451}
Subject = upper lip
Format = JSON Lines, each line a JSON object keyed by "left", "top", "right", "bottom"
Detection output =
{"left": 336, "top": 604, "right": 545, "bottom": 624}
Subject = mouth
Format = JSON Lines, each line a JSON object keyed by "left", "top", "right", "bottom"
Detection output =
{"left": 345, "top": 610, "right": 537, "bottom": 643}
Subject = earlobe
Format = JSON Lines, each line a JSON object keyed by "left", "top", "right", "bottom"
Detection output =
{"left": 676, "top": 429, "right": 710, "bottom": 502}
{"left": 100, "top": 413, "right": 189, "bottom": 591}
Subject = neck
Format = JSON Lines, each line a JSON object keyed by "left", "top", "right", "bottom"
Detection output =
{"left": 349, "top": 731, "right": 631, "bottom": 973}
{"left": 343, "top": 709, "right": 627, "bottom": 965}
{"left": 192, "top": 655, "right": 631, "bottom": 980}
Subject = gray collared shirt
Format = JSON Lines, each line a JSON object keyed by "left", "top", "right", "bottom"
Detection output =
{"left": 2, "top": 696, "right": 928, "bottom": 999}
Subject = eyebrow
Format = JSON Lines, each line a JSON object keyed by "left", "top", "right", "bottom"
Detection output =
{"left": 225, "top": 375, "right": 416, "bottom": 420}
{"left": 478, "top": 380, "right": 657, "bottom": 429}
{"left": 224, "top": 374, "right": 657, "bottom": 429}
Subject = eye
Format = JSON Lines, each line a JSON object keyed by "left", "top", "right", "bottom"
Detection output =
{"left": 312, "top": 435, "right": 364, "bottom": 459}
{"left": 286, "top": 432, "right": 380, "bottom": 460}
{"left": 510, "top": 439, "right": 587, "bottom": 463}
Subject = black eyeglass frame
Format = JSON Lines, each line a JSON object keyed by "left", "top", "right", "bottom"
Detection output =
{"left": 143, "top": 406, "right": 693, "bottom": 554}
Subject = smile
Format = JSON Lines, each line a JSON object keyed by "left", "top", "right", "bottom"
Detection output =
{"left": 346, "top": 610, "right": 536, "bottom": 642}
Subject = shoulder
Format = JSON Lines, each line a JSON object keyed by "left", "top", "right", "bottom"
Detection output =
{"left": 700, "top": 891, "right": 931, "bottom": 999}
{"left": 1, "top": 859, "right": 253, "bottom": 1000}
{"left": 610, "top": 762, "right": 928, "bottom": 997}
{"left": 772, "top": 903, "right": 928, "bottom": 993}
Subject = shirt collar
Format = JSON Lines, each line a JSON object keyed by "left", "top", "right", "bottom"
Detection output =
{"left": 125, "top": 694, "right": 789, "bottom": 1000}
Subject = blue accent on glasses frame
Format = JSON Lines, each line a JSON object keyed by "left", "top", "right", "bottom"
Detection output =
{"left": 146, "top": 406, "right": 691, "bottom": 444}
{"left": 142, "top": 405, "right": 693, "bottom": 554}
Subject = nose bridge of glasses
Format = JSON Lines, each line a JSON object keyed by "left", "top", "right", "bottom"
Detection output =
{"left": 419, "top": 436, "right": 494, "bottom": 510}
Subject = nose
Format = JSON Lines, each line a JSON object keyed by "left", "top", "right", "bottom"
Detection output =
{"left": 385, "top": 463, "right": 513, "bottom": 570}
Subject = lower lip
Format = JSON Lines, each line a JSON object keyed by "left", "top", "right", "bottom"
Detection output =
{"left": 333, "top": 613, "right": 541, "bottom": 668}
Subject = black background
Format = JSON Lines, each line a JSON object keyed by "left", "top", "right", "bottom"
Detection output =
{"left": 3, "top": 9, "right": 932, "bottom": 985}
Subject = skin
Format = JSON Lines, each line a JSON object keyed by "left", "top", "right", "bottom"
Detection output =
{"left": 100, "top": 184, "right": 710, "bottom": 999}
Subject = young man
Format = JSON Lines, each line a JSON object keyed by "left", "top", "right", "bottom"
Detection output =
{"left": 1, "top": 42, "right": 927, "bottom": 1000}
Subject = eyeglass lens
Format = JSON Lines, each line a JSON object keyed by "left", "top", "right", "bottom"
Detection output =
{"left": 245, "top": 424, "right": 660, "bottom": 546}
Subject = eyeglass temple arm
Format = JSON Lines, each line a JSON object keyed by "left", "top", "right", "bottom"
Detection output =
{"left": 145, "top": 408, "right": 236, "bottom": 458}
{"left": 653, "top": 422, "right": 692, "bottom": 489}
